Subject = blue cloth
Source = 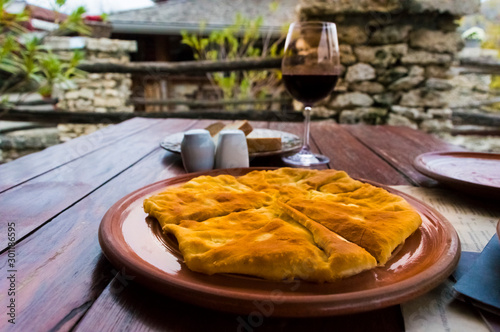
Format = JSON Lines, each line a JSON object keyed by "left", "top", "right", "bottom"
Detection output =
{"left": 452, "top": 251, "right": 480, "bottom": 281}
{"left": 454, "top": 235, "right": 500, "bottom": 313}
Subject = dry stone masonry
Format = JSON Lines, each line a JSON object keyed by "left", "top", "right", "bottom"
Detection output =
{"left": 297, "top": 0, "right": 481, "bottom": 133}
{"left": 39, "top": 37, "right": 136, "bottom": 144}
{"left": 45, "top": 37, "right": 137, "bottom": 114}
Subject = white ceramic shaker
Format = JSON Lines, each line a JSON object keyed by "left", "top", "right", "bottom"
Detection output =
{"left": 180, "top": 129, "right": 215, "bottom": 172}
{"left": 215, "top": 129, "right": 249, "bottom": 169}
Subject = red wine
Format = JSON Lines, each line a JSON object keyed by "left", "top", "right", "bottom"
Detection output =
{"left": 282, "top": 74, "right": 339, "bottom": 105}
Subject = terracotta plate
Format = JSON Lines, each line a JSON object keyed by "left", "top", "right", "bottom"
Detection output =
{"left": 497, "top": 220, "right": 500, "bottom": 241}
{"left": 160, "top": 129, "right": 302, "bottom": 157}
{"left": 98, "top": 168, "right": 460, "bottom": 317}
{"left": 413, "top": 151, "right": 500, "bottom": 197}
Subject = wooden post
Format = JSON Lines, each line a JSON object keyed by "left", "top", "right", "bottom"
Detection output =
{"left": 77, "top": 57, "right": 283, "bottom": 74}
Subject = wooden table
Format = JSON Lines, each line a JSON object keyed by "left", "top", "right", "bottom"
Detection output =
{"left": 0, "top": 118, "right": 475, "bottom": 331}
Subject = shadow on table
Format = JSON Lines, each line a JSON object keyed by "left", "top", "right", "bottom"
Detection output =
{"left": 80, "top": 279, "right": 404, "bottom": 332}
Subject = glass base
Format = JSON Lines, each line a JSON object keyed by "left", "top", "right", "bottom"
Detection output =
{"left": 282, "top": 150, "right": 330, "bottom": 167}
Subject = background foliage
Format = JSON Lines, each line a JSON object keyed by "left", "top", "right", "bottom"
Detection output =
{"left": 0, "top": 0, "right": 90, "bottom": 105}
{"left": 180, "top": 2, "right": 287, "bottom": 109}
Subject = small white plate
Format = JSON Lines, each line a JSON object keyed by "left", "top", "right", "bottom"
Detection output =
{"left": 160, "top": 129, "right": 302, "bottom": 157}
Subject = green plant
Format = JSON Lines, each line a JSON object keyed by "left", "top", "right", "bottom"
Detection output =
{"left": 56, "top": 6, "right": 91, "bottom": 36}
{"left": 37, "top": 49, "right": 85, "bottom": 97}
{"left": 181, "top": 2, "right": 286, "bottom": 110}
{"left": 461, "top": 27, "right": 486, "bottom": 41}
{"left": 482, "top": 22, "right": 500, "bottom": 111}
{"left": 0, "top": 0, "right": 88, "bottom": 104}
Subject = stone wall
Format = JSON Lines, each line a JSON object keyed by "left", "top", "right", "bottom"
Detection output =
{"left": 44, "top": 37, "right": 137, "bottom": 113}
{"left": 297, "top": 0, "right": 481, "bottom": 133}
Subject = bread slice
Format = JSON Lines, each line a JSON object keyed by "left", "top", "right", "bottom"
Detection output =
{"left": 206, "top": 120, "right": 254, "bottom": 146}
{"left": 246, "top": 129, "right": 282, "bottom": 153}
{"left": 205, "top": 120, "right": 253, "bottom": 138}
{"left": 247, "top": 137, "right": 282, "bottom": 153}
{"left": 204, "top": 122, "right": 225, "bottom": 137}
{"left": 222, "top": 120, "right": 253, "bottom": 136}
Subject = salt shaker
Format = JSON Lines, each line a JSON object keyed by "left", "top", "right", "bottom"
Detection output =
{"left": 181, "top": 129, "right": 215, "bottom": 172}
{"left": 215, "top": 129, "right": 249, "bottom": 169}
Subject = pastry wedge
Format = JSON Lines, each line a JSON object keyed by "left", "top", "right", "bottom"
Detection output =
{"left": 163, "top": 205, "right": 376, "bottom": 282}
{"left": 287, "top": 184, "right": 422, "bottom": 264}
{"left": 144, "top": 174, "right": 272, "bottom": 227}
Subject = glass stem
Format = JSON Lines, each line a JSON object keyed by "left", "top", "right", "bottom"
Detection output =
{"left": 302, "top": 106, "right": 312, "bottom": 152}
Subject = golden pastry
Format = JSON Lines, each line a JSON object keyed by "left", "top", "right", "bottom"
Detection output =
{"left": 287, "top": 184, "right": 422, "bottom": 264}
{"left": 143, "top": 168, "right": 422, "bottom": 282}
{"left": 163, "top": 205, "right": 376, "bottom": 282}
{"left": 144, "top": 174, "right": 272, "bottom": 227}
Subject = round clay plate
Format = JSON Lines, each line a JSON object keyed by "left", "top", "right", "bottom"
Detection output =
{"left": 497, "top": 220, "right": 500, "bottom": 241}
{"left": 413, "top": 151, "right": 500, "bottom": 197}
{"left": 98, "top": 168, "right": 460, "bottom": 317}
{"left": 160, "top": 129, "right": 302, "bottom": 157}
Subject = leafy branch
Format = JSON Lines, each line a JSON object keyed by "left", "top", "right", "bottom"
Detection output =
{"left": 180, "top": 2, "right": 286, "bottom": 110}
{"left": 481, "top": 20, "right": 500, "bottom": 108}
{"left": 0, "top": 0, "right": 89, "bottom": 105}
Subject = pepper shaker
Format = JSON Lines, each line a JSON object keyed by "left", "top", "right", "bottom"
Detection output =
{"left": 215, "top": 129, "right": 249, "bottom": 169}
{"left": 181, "top": 129, "right": 215, "bottom": 172}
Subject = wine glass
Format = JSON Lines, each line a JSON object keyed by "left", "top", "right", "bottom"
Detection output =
{"left": 281, "top": 21, "right": 340, "bottom": 166}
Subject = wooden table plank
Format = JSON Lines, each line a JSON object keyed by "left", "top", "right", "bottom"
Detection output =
{"left": 2, "top": 120, "right": 459, "bottom": 332}
{"left": 0, "top": 147, "right": 187, "bottom": 332}
{"left": 343, "top": 125, "right": 466, "bottom": 186}
{"left": 0, "top": 119, "right": 196, "bottom": 249}
{"left": 310, "top": 122, "right": 411, "bottom": 185}
{"left": 0, "top": 117, "right": 156, "bottom": 193}
{"left": 261, "top": 121, "right": 414, "bottom": 185}
{"left": 74, "top": 279, "right": 404, "bottom": 332}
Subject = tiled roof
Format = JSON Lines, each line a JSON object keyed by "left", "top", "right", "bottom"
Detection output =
{"left": 108, "top": 0, "right": 299, "bottom": 35}
{"left": 6, "top": 1, "right": 68, "bottom": 22}
{"left": 27, "top": 4, "right": 68, "bottom": 22}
